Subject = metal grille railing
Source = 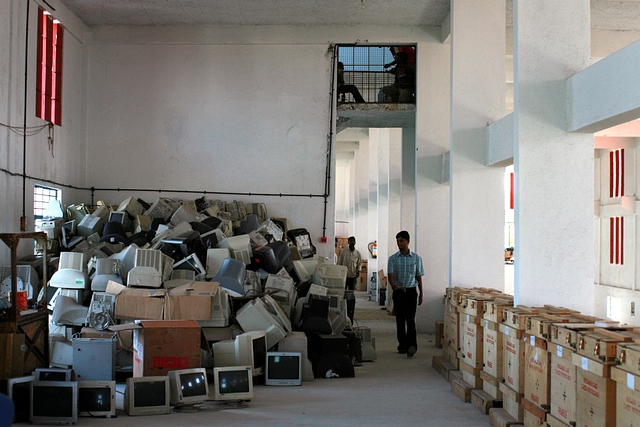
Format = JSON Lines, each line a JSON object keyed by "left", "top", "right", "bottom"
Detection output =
{"left": 337, "top": 45, "right": 415, "bottom": 103}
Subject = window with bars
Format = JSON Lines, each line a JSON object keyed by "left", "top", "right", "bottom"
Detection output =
{"left": 36, "top": 7, "right": 64, "bottom": 126}
{"left": 609, "top": 149, "right": 624, "bottom": 198}
{"left": 610, "top": 216, "right": 624, "bottom": 265}
{"left": 34, "top": 184, "right": 61, "bottom": 221}
{"left": 337, "top": 45, "right": 415, "bottom": 103}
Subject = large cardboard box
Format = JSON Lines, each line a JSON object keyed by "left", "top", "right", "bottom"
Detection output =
{"left": 164, "top": 281, "right": 220, "bottom": 321}
{"left": 106, "top": 281, "right": 165, "bottom": 321}
{"left": 112, "top": 320, "right": 205, "bottom": 377}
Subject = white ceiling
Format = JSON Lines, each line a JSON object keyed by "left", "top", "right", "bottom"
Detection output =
{"left": 56, "top": 0, "right": 640, "bottom": 30}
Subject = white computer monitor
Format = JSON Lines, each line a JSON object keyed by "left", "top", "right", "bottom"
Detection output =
{"left": 6, "top": 375, "right": 34, "bottom": 423}
{"left": 217, "top": 235, "right": 252, "bottom": 265}
{"left": 34, "top": 367, "right": 73, "bottom": 382}
{"left": 212, "top": 366, "right": 253, "bottom": 401}
{"left": 265, "top": 351, "right": 302, "bottom": 386}
{"left": 235, "top": 330, "right": 267, "bottom": 377}
{"left": 313, "top": 263, "right": 347, "bottom": 297}
{"left": 168, "top": 368, "right": 209, "bottom": 407}
{"left": 124, "top": 376, "right": 171, "bottom": 416}
{"left": 77, "top": 380, "right": 116, "bottom": 417}
{"left": 235, "top": 298, "right": 287, "bottom": 349}
{"left": 30, "top": 380, "right": 78, "bottom": 425}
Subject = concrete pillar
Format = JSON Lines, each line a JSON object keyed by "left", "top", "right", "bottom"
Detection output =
{"left": 367, "top": 129, "right": 380, "bottom": 294}
{"left": 402, "top": 127, "right": 416, "bottom": 237}
{"left": 450, "top": 0, "right": 506, "bottom": 289}
{"left": 376, "top": 129, "right": 390, "bottom": 269}
{"left": 415, "top": 34, "right": 450, "bottom": 334}
{"left": 513, "top": 0, "right": 593, "bottom": 312}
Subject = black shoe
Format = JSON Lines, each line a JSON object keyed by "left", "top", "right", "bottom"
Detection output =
{"left": 398, "top": 349, "right": 407, "bottom": 354}
{"left": 407, "top": 346, "right": 417, "bottom": 358}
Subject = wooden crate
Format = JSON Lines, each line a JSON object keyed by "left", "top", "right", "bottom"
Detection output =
{"left": 545, "top": 414, "right": 571, "bottom": 427}
{"left": 547, "top": 342, "right": 576, "bottom": 426}
{"left": 481, "top": 370, "right": 502, "bottom": 400}
{"left": 472, "top": 388, "right": 499, "bottom": 415}
{"left": 574, "top": 358, "right": 616, "bottom": 427}
{"left": 616, "top": 343, "right": 640, "bottom": 376}
{"left": 460, "top": 358, "right": 483, "bottom": 389}
{"left": 459, "top": 314, "right": 483, "bottom": 370}
{"left": 576, "top": 328, "right": 638, "bottom": 364}
{"left": 489, "top": 408, "right": 520, "bottom": 427}
{"left": 611, "top": 367, "right": 640, "bottom": 427}
{"left": 483, "top": 319, "right": 503, "bottom": 379}
{"left": 444, "top": 304, "right": 460, "bottom": 352}
{"left": 503, "top": 306, "right": 540, "bottom": 331}
{"left": 502, "top": 325, "right": 526, "bottom": 393}
{"left": 0, "top": 333, "right": 25, "bottom": 379}
{"left": 449, "top": 369, "right": 464, "bottom": 383}
{"left": 435, "top": 320, "right": 444, "bottom": 349}
{"left": 500, "top": 382, "right": 524, "bottom": 422}
{"left": 483, "top": 298, "right": 513, "bottom": 324}
{"left": 550, "top": 323, "right": 597, "bottom": 351}
{"left": 442, "top": 344, "right": 459, "bottom": 369}
{"left": 524, "top": 334, "right": 551, "bottom": 412}
{"left": 526, "top": 314, "right": 570, "bottom": 341}
{"left": 461, "top": 294, "right": 494, "bottom": 318}
{"left": 451, "top": 376, "right": 474, "bottom": 402}
{"left": 432, "top": 355, "right": 455, "bottom": 381}
{"left": 522, "top": 398, "right": 549, "bottom": 427}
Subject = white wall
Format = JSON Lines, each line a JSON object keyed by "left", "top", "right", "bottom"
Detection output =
{"left": 0, "top": 0, "right": 89, "bottom": 262}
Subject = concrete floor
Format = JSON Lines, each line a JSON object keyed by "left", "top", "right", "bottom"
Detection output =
{"left": 21, "top": 292, "right": 492, "bottom": 426}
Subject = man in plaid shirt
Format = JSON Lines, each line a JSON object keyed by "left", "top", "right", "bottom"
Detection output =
{"left": 387, "top": 230, "right": 424, "bottom": 358}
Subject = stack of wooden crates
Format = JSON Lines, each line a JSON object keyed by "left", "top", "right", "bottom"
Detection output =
{"left": 432, "top": 287, "right": 640, "bottom": 427}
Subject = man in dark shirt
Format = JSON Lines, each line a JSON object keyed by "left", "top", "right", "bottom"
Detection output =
{"left": 381, "top": 52, "right": 415, "bottom": 103}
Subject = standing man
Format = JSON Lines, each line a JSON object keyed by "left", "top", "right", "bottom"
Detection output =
{"left": 338, "top": 236, "right": 362, "bottom": 291}
{"left": 387, "top": 230, "right": 424, "bottom": 358}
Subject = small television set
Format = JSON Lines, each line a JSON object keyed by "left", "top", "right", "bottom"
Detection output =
{"left": 265, "top": 352, "right": 302, "bottom": 386}
{"left": 6, "top": 375, "right": 34, "bottom": 423}
{"left": 234, "top": 330, "right": 267, "bottom": 377}
{"left": 77, "top": 380, "right": 116, "bottom": 417}
{"left": 34, "top": 367, "right": 73, "bottom": 382}
{"left": 168, "top": 368, "right": 209, "bottom": 407}
{"left": 212, "top": 366, "right": 253, "bottom": 401}
{"left": 30, "top": 380, "right": 78, "bottom": 425}
{"left": 124, "top": 376, "right": 170, "bottom": 416}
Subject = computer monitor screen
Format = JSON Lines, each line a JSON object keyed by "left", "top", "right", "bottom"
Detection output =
{"left": 212, "top": 366, "right": 253, "bottom": 401}
{"left": 108, "top": 211, "right": 127, "bottom": 224}
{"left": 265, "top": 352, "right": 302, "bottom": 386}
{"left": 35, "top": 367, "right": 73, "bottom": 382}
{"left": 235, "top": 330, "right": 267, "bottom": 377}
{"left": 6, "top": 375, "right": 34, "bottom": 423}
{"left": 77, "top": 380, "right": 116, "bottom": 417}
{"left": 168, "top": 368, "right": 209, "bottom": 407}
{"left": 30, "top": 381, "right": 78, "bottom": 425}
{"left": 124, "top": 376, "right": 170, "bottom": 416}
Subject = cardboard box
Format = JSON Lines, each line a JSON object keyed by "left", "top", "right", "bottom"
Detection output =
{"left": 164, "top": 281, "right": 220, "bottom": 321}
{"left": 106, "top": 280, "right": 165, "bottom": 321}
{"left": 111, "top": 320, "right": 206, "bottom": 377}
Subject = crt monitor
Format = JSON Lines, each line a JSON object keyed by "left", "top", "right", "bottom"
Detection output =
{"left": 212, "top": 366, "right": 253, "bottom": 401}
{"left": 6, "top": 375, "right": 34, "bottom": 423}
{"left": 124, "top": 376, "right": 171, "bottom": 416}
{"left": 30, "top": 380, "right": 78, "bottom": 425}
{"left": 250, "top": 240, "right": 291, "bottom": 274}
{"left": 168, "top": 368, "right": 209, "bottom": 407}
{"left": 34, "top": 367, "right": 73, "bottom": 382}
{"left": 265, "top": 351, "right": 303, "bottom": 386}
{"left": 235, "top": 330, "right": 267, "bottom": 377}
{"left": 77, "top": 380, "right": 116, "bottom": 418}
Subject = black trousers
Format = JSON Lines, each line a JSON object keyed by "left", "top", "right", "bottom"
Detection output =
{"left": 345, "top": 276, "right": 357, "bottom": 291}
{"left": 392, "top": 287, "right": 418, "bottom": 351}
